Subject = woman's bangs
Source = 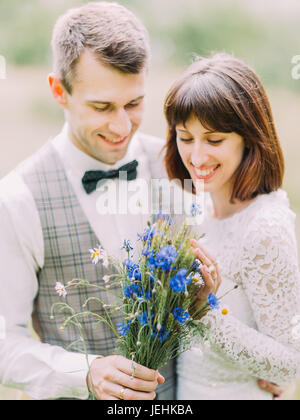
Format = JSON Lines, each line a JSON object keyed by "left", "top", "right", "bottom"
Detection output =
{"left": 170, "top": 74, "right": 239, "bottom": 133}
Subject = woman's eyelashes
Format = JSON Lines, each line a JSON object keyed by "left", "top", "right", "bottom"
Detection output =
{"left": 178, "top": 137, "right": 224, "bottom": 145}
{"left": 179, "top": 137, "right": 193, "bottom": 142}
{"left": 208, "top": 139, "right": 224, "bottom": 144}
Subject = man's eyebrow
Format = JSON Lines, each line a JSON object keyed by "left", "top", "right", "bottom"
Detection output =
{"left": 86, "top": 100, "right": 111, "bottom": 105}
{"left": 85, "top": 95, "right": 145, "bottom": 105}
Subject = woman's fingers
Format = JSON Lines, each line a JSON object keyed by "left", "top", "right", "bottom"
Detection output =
{"left": 197, "top": 266, "right": 215, "bottom": 299}
{"left": 214, "top": 263, "right": 222, "bottom": 291}
{"left": 193, "top": 247, "right": 218, "bottom": 281}
{"left": 191, "top": 239, "right": 216, "bottom": 263}
{"left": 190, "top": 239, "right": 222, "bottom": 295}
{"left": 193, "top": 246, "right": 212, "bottom": 267}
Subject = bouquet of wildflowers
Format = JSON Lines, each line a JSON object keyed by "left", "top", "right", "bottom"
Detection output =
{"left": 52, "top": 209, "right": 223, "bottom": 376}
{"left": 114, "top": 214, "right": 210, "bottom": 370}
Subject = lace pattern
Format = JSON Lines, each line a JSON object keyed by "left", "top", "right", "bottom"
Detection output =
{"left": 177, "top": 190, "right": 300, "bottom": 399}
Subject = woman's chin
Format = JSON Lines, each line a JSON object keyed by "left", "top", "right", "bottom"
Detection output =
{"left": 192, "top": 177, "right": 216, "bottom": 194}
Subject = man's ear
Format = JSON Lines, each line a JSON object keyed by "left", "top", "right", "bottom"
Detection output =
{"left": 48, "top": 73, "right": 68, "bottom": 108}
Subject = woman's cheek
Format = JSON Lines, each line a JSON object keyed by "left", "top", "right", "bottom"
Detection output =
{"left": 177, "top": 141, "right": 189, "bottom": 164}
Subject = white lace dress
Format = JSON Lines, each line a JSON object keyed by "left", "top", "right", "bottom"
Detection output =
{"left": 177, "top": 189, "right": 300, "bottom": 400}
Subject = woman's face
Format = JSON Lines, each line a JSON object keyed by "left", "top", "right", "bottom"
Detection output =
{"left": 176, "top": 116, "right": 245, "bottom": 195}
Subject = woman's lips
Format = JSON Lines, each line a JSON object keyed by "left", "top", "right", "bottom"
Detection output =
{"left": 193, "top": 164, "right": 221, "bottom": 180}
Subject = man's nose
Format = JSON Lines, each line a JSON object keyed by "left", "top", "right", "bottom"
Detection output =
{"left": 108, "top": 108, "right": 132, "bottom": 138}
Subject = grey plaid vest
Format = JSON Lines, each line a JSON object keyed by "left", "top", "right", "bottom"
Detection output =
{"left": 20, "top": 141, "right": 176, "bottom": 400}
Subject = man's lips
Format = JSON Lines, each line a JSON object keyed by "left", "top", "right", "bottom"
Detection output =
{"left": 97, "top": 134, "right": 129, "bottom": 146}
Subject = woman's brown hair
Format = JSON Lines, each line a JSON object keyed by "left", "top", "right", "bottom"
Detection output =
{"left": 164, "top": 53, "right": 285, "bottom": 203}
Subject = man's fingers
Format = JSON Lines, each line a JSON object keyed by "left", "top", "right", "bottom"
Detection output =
{"left": 101, "top": 392, "right": 121, "bottom": 400}
{"left": 109, "top": 369, "right": 158, "bottom": 392}
{"left": 114, "top": 355, "right": 158, "bottom": 381}
{"left": 258, "top": 380, "right": 285, "bottom": 397}
{"left": 102, "top": 381, "right": 156, "bottom": 400}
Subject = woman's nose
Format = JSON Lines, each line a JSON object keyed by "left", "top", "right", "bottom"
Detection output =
{"left": 190, "top": 142, "right": 210, "bottom": 168}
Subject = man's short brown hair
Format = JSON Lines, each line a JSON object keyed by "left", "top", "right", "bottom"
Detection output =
{"left": 51, "top": 1, "right": 150, "bottom": 94}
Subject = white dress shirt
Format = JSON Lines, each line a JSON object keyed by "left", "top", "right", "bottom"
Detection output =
{"left": 0, "top": 124, "right": 167, "bottom": 400}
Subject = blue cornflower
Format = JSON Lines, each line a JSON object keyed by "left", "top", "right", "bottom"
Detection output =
{"left": 155, "top": 245, "right": 178, "bottom": 272}
{"left": 144, "top": 250, "right": 157, "bottom": 272}
{"left": 123, "top": 284, "right": 135, "bottom": 298}
{"left": 144, "top": 290, "right": 153, "bottom": 300}
{"left": 138, "top": 312, "right": 148, "bottom": 326}
{"left": 152, "top": 325, "right": 170, "bottom": 342}
{"left": 208, "top": 293, "right": 219, "bottom": 309}
{"left": 169, "top": 268, "right": 189, "bottom": 293}
{"left": 124, "top": 259, "right": 141, "bottom": 280}
{"left": 149, "top": 274, "right": 155, "bottom": 285}
{"left": 190, "top": 203, "right": 203, "bottom": 217}
{"left": 138, "top": 226, "right": 164, "bottom": 244}
{"left": 137, "top": 227, "right": 155, "bottom": 243}
{"left": 142, "top": 246, "right": 151, "bottom": 257}
{"left": 121, "top": 239, "right": 133, "bottom": 253}
{"left": 123, "top": 283, "right": 143, "bottom": 299}
{"left": 117, "top": 321, "right": 131, "bottom": 337}
{"left": 155, "top": 213, "right": 173, "bottom": 226}
{"left": 172, "top": 307, "right": 190, "bottom": 324}
{"left": 137, "top": 288, "right": 153, "bottom": 302}
{"left": 190, "top": 258, "right": 203, "bottom": 273}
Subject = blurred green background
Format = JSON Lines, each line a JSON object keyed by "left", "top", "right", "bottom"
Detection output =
{"left": 0, "top": 0, "right": 300, "bottom": 400}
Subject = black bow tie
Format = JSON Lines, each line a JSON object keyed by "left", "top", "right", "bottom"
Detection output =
{"left": 82, "top": 159, "right": 139, "bottom": 194}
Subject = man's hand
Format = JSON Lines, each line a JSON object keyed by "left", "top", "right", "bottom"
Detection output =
{"left": 87, "top": 355, "right": 165, "bottom": 400}
{"left": 257, "top": 380, "right": 285, "bottom": 400}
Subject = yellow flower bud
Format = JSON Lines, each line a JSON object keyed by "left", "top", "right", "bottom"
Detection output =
{"left": 222, "top": 308, "right": 229, "bottom": 316}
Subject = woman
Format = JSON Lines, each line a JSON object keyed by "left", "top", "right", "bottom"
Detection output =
{"left": 164, "top": 53, "right": 300, "bottom": 400}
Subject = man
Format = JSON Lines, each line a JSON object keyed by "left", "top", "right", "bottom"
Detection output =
{"left": 0, "top": 2, "right": 283, "bottom": 400}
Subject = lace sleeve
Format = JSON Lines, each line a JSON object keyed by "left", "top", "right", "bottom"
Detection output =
{"left": 202, "top": 207, "right": 300, "bottom": 385}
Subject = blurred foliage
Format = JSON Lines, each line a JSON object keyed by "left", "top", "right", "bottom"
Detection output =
{"left": 0, "top": 0, "right": 299, "bottom": 91}
{"left": 158, "top": 4, "right": 300, "bottom": 92}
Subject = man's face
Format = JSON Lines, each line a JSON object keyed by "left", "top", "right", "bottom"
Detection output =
{"left": 63, "top": 49, "right": 146, "bottom": 165}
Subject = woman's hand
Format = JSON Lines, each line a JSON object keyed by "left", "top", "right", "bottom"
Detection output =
{"left": 190, "top": 239, "right": 222, "bottom": 317}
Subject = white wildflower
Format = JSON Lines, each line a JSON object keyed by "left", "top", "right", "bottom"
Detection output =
{"left": 102, "top": 256, "right": 109, "bottom": 268}
{"left": 90, "top": 246, "right": 109, "bottom": 267}
{"left": 190, "top": 272, "right": 205, "bottom": 288}
{"left": 89, "top": 247, "right": 102, "bottom": 264}
{"left": 103, "top": 275, "right": 110, "bottom": 283}
{"left": 55, "top": 282, "right": 67, "bottom": 298}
